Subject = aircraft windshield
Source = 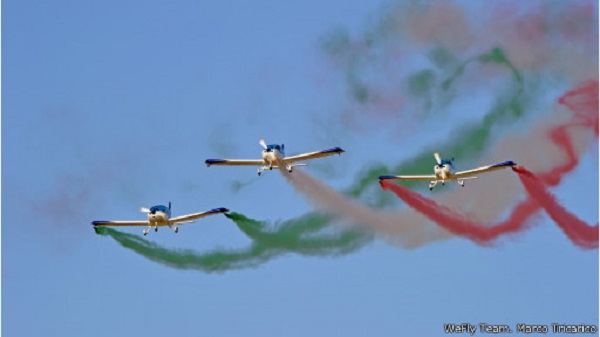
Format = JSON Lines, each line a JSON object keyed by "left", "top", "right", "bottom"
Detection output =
{"left": 267, "top": 144, "right": 281, "bottom": 151}
{"left": 150, "top": 205, "right": 169, "bottom": 214}
{"left": 441, "top": 159, "right": 455, "bottom": 168}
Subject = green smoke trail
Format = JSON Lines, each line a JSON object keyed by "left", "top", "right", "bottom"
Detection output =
{"left": 346, "top": 47, "right": 526, "bottom": 206}
{"left": 442, "top": 47, "right": 523, "bottom": 90}
{"left": 95, "top": 226, "right": 273, "bottom": 272}
{"left": 228, "top": 212, "right": 371, "bottom": 255}
{"left": 94, "top": 212, "right": 371, "bottom": 272}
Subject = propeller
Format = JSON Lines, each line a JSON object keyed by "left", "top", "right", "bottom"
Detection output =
{"left": 139, "top": 207, "right": 150, "bottom": 213}
{"left": 259, "top": 138, "right": 267, "bottom": 150}
{"left": 434, "top": 152, "right": 442, "bottom": 166}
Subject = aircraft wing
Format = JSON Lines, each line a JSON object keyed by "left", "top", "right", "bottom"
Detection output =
{"left": 205, "top": 159, "right": 264, "bottom": 167}
{"left": 92, "top": 220, "right": 149, "bottom": 227}
{"left": 168, "top": 207, "right": 229, "bottom": 224}
{"left": 379, "top": 174, "right": 436, "bottom": 181}
{"left": 283, "top": 147, "right": 345, "bottom": 164}
{"left": 454, "top": 160, "right": 516, "bottom": 179}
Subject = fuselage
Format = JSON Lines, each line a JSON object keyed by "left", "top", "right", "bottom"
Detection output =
{"left": 147, "top": 205, "right": 171, "bottom": 226}
{"left": 262, "top": 144, "right": 285, "bottom": 167}
{"left": 434, "top": 160, "right": 456, "bottom": 181}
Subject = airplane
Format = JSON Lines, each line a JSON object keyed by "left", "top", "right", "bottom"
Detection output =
{"left": 205, "top": 139, "right": 345, "bottom": 176}
{"left": 92, "top": 202, "right": 229, "bottom": 235}
{"left": 379, "top": 152, "right": 516, "bottom": 191}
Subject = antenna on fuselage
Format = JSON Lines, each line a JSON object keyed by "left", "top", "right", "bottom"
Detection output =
{"left": 168, "top": 201, "right": 171, "bottom": 211}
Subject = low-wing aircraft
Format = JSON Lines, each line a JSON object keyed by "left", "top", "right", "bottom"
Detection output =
{"left": 92, "top": 202, "right": 229, "bottom": 235}
{"left": 205, "top": 139, "right": 345, "bottom": 176}
{"left": 379, "top": 152, "right": 516, "bottom": 191}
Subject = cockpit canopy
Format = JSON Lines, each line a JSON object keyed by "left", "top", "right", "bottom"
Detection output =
{"left": 149, "top": 205, "right": 170, "bottom": 214}
{"left": 439, "top": 159, "right": 455, "bottom": 169}
{"left": 265, "top": 144, "right": 285, "bottom": 155}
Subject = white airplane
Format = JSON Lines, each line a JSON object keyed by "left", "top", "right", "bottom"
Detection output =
{"left": 379, "top": 152, "right": 516, "bottom": 191}
{"left": 205, "top": 139, "right": 345, "bottom": 176}
{"left": 92, "top": 202, "right": 229, "bottom": 235}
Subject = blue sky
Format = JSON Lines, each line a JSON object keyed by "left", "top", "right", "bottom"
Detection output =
{"left": 3, "top": 0, "right": 598, "bottom": 336}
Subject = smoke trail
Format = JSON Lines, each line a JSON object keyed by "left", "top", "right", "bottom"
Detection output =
{"left": 380, "top": 180, "right": 540, "bottom": 245}
{"left": 379, "top": 81, "right": 598, "bottom": 247}
{"left": 558, "top": 80, "right": 599, "bottom": 136}
{"left": 380, "top": 166, "right": 599, "bottom": 249}
{"left": 280, "top": 167, "right": 452, "bottom": 249}
{"left": 347, "top": 47, "right": 527, "bottom": 204}
{"left": 322, "top": 1, "right": 596, "bottom": 204}
{"left": 321, "top": 1, "right": 596, "bottom": 203}
{"left": 94, "top": 212, "right": 370, "bottom": 272}
{"left": 95, "top": 226, "right": 273, "bottom": 272}
{"left": 227, "top": 212, "right": 370, "bottom": 255}
{"left": 323, "top": 1, "right": 596, "bottom": 115}
{"left": 96, "top": 5, "right": 597, "bottom": 264}
{"left": 514, "top": 166, "right": 598, "bottom": 249}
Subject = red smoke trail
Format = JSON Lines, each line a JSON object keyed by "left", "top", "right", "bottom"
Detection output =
{"left": 558, "top": 80, "right": 598, "bottom": 136}
{"left": 381, "top": 175, "right": 598, "bottom": 249}
{"left": 381, "top": 81, "right": 598, "bottom": 248}
{"left": 380, "top": 181, "right": 540, "bottom": 245}
{"left": 513, "top": 166, "right": 598, "bottom": 249}
{"left": 538, "top": 80, "right": 599, "bottom": 186}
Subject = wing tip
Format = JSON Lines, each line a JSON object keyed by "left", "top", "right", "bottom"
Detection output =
{"left": 205, "top": 159, "right": 227, "bottom": 166}
{"left": 209, "top": 207, "right": 230, "bottom": 214}
{"left": 321, "top": 147, "right": 345, "bottom": 154}
{"left": 378, "top": 175, "right": 398, "bottom": 181}
{"left": 91, "top": 221, "right": 109, "bottom": 226}
{"left": 491, "top": 160, "right": 517, "bottom": 168}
